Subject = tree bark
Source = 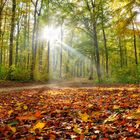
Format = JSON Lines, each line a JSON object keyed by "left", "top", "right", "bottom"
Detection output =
{"left": 93, "top": 23, "right": 101, "bottom": 82}
{"left": 47, "top": 41, "right": 50, "bottom": 73}
{"left": 119, "top": 38, "right": 123, "bottom": 68}
{"left": 60, "top": 22, "right": 63, "bottom": 78}
{"left": 133, "top": 24, "right": 138, "bottom": 65}
{"left": 89, "top": 55, "right": 94, "bottom": 80}
{"left": 39, "top": 42, "right": 43, "bottom": 72}
{"left": 9, "top": 0, "right": 16, "bottom": 67}
{"left": 31, "top": 0, "right": 38, "bottom": 79}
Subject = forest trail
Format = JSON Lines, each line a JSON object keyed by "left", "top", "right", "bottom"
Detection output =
{"left": 0, "top": 78, "right": 92, "bottom": 92}
{"left": 0, "top": 78, "right": 139, "bottom": 93}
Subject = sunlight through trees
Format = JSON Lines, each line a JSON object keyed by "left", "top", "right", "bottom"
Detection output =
{"left": 0, "top": 0, "right": 140, "bottom": 83}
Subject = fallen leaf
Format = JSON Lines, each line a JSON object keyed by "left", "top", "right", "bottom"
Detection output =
{"left": 23, "top": 105, "right": 28, "bottom": 110}
{"left": 78, "top": 112, "right": 89, "bottom": 122}
{"left": 113, "top": 105, "right": 120, "bottom": 110}
{"left": 8, "top": 126, "right": 16, "bottom": 133}
{"left": 104, "top": 113, "right": 118, "bottom": 123}
{"left": 34, "top": 111, "right": 41, "bottom": 118}
{"left": 30, "top": 121, "right": 46, "bottom": 132}
{"left": 8, "top": 110, "right": 13, "bottom": 116}
{"left": 73, "top": 124, "right": 82, "bottom": 134}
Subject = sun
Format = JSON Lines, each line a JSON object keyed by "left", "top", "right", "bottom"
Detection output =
{"left": 41, "top": 26, "right": 60, "bottom": 41}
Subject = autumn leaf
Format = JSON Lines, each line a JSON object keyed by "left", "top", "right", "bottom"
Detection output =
{"left": 40, "top": 95, "right": 44, "bottom": 98}
{"left": 34, "top": 111, "right": 41, "bottom": 118}
{"left": 103, "top": 113, "right": 118, "bottom": 123}
{"left": 78, "top": 112, "right": 89, "bottom": 122}
{"left": 8, "top": 126, "right": 16, "bottom": 133}
{"left": 30, "top": 121, "right": 46, "bottom": 133}
{"left": 8, "top": 110, "right": 14, "bottom": 116}
{"left": 131, "top": 94, "right": 139, "bottom": 98}
{"left": 23, "top": 105, "right": 28, "bottom": 110}
{"left": 16, "top": 115, "right": 37, "bottom": 121}
{"left": 113, "top": 105, "right": 120, "bottom": 110}
{"left": 73, "top": 124, "right": 82, "bottom": 134}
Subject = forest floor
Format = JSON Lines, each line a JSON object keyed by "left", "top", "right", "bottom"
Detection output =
{"left": 0, "top": 79, "right": 140, "bottom": 139}
{"left": 0, "top": 78, "right": 139, "bottom": 92}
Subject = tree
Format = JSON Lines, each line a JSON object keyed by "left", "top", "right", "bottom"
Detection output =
{"left": 31, "top": 0, "right": 43, "bottom": 79}
{"left": 9, "top": 0, "right": 16, "bottom": 67}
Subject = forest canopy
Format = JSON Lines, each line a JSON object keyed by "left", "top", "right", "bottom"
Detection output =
{"left": 0, "top": 0, "right": 140, "bottom": 83}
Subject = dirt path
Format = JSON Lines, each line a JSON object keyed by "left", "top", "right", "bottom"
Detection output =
{"left": 0, "top": 79, "right": 139, "bottom": 93}
{"left": 0, "top": 78, "right": 92, "bottom": 92}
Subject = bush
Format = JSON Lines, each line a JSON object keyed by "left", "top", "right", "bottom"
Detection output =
{"left": 113, "top": 65, "right": 140, "bottom": 84}
{"left": 0, "top": 65, "right": 9, "bottom": 80}
{"left": 9, "top": 66, "right": 31, "bottom": 81}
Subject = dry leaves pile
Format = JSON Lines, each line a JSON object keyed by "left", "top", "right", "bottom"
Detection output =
{"left": 0, "top": 87, "right": 140, "bottom": 139}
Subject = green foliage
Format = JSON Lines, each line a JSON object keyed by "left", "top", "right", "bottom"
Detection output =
{"left": 113, "top": 65, "right": 140, "bottom": 84}
{"left": 0, "top": 66, "right": 9, "bottom": 80}
{"left": 34, "top": 71, "right": 49, "bottom": 81}
{"left": 9, "top": 66, "right": 31, "bottom": 81}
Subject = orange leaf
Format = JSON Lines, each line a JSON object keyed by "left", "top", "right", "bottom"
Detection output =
{"left": 34, "top": 111, "right": 41, "bottom": 118}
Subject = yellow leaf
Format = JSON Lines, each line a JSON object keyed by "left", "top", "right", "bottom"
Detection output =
{"left": 40, "top": 96, "right": 43, "bottom": 98}
{"left": 73, "top": 125, "right": 82, "bottom": 134}
{"left": 88, "top": 104, "right": 93, "bottom": 108}
{"left": 9, "top": 126, "right": 16, "bottom": 133}
{"left": 113, "top": 105, "right": 120, "bottom": 110}
{"left": 23, "top": 105, "right": 28, "bottom": 110}
{"left": 84, "top": 126, "right": 89, "bottom": 134}
{"left": 16, "top": 102, "right": 22, "bottom": 106}
{"left": 79, "top": 112, "right": 89, "bottom": 122}
{"left": 92, "top": 111, "right": 101, "bottom": 116}
{"left": 0, "top": 106, "right": 2, "bottom": 108}
{"left": 132, "top": 94, "right": 139, "bottom": 98}
{"left": 16, "top": 106, "right": 22, "bottom": 110}
{"left": 8, "top": 110, "right": 13, "bottom": 116}
{"left": 30, "top": 121, "right": 46, "bottom": 132}
{"left": 104, "top": 113, "right": 118, "bottom": 123}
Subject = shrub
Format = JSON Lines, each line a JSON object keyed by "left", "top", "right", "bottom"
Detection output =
{"left": 0, "top": 65, "right": 9, "bottom": 80}
{"left": 113, "top": 65, "right": 140, "bottom": 84}
{"left": 9, "top": 66, "right": 30, "bottom": 81}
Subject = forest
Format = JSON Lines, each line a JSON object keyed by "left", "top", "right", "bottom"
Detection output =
{"left": 0, "top": 1, "right": 140, "bottom": 139}
{"left": 0, "top": 0, "right": 140, "bottom": 83}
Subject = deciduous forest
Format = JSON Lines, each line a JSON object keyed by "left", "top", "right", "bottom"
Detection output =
{"left": 0, "top": 0, "right": 139, "bottom": 83}
{"left": 0, "top": 0, "right": 140, "bottom": 139}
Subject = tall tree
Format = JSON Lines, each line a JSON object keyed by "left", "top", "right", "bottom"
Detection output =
{"left": 31, "top": 0, "right": 43, "bottom": 79}
{"left": 9, "top": 0, "right": 16, "bottom": 67}
{"left": 0, "top": 0, "right": 8, "bottom": 64}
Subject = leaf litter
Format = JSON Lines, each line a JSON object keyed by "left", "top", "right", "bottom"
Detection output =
{"left": 0, "top": 87, "right": 140, "bottom": 139}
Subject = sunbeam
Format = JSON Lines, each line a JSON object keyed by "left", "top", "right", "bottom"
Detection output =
{"left": 41, "top": 26, "right": 61, "bottom": 41}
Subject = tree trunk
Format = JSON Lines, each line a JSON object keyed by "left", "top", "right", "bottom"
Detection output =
{"left": 39, "top": 42, "right": 43, "bottom": 72}
{"left": 27, "top": 5, "right": 30, "bottom": 69}
{"left": 133, "top": 24, "right": 138, "bottom": 65}
{"left": 9, "top": 0, "right": 16, "bottom": 67}
{"left": 89, "top": 55, "right": 94, "bottom": 80}
{"left": 47, "top": 41, "right": 50, "bottom": 73}
{"left": 0, "top": 0, "right": 7, "bottom": 65}
{"left": 119, "top": 38, "right": 123, "bottom": 68}
{"left": 60, "top": 22, "right": 63, "bottom": 78}
{"left": 93, "top": 23, "right": 101, "bottom": 82}
{"left": 15, "top": 19, "right": 20, "bottom": 66}
{"left": 31, "top": 0, "right": 38, "bottom": 79}
{"left": 102, "top": 26, "right": 108, "bottom": 77}
{"left": 124, "top": 47, "right": 127, "bottom": 66}
{"left": 0, "top": 13, "right": 2, "bottom": 65}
